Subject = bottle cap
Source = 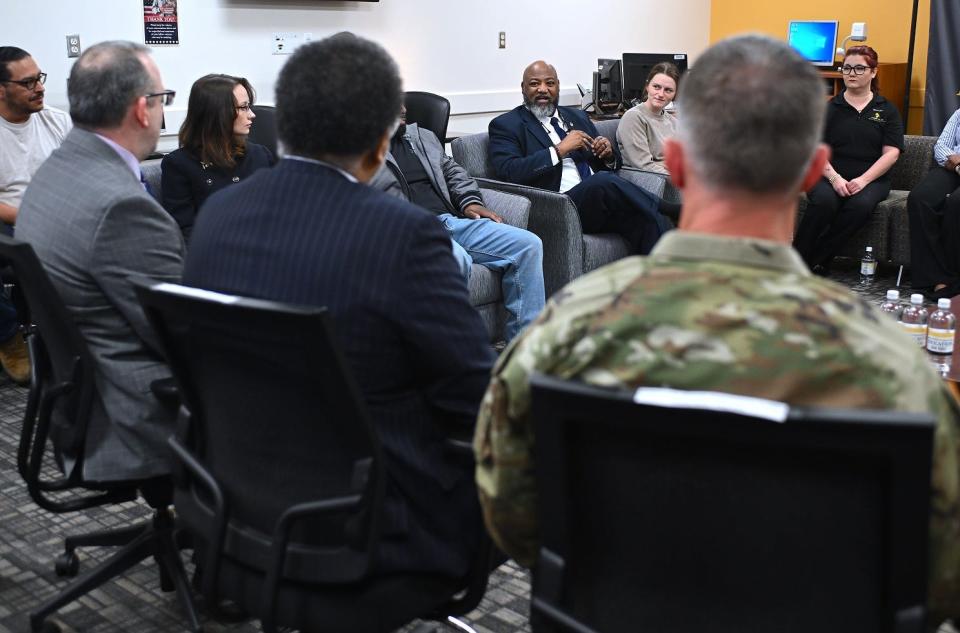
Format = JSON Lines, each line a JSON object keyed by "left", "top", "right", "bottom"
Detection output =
{"left": 938, "top": 298, "right": 952, "bottom": 309}
{"left": 886, "top": 289, "right": 899, "bottom": 300}
{"left": 911, "top": 293, "right": 924, "bottom": 305}
{"left": 865, "top": 246, "right": 873, "bottom": 252}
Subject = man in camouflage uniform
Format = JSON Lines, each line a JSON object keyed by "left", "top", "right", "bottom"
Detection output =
{"left": 474, "top": 34, "right": 960, "bottom": 624}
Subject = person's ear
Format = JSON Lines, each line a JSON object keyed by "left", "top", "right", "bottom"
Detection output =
{"left": 356, "top": 131, "right": 390, "bottom": 183}
{"left": 133, "top": 96, "right": 150, "bottom": 128}
{"left": 663, "top": 138, "right": 685, "bottom": 189}
{"left": 800, "top": 143, "right": 830, "bottom": 192}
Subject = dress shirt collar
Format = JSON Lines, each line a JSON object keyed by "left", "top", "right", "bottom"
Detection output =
{"left": 650, "top": 231, "right": 811, "bottom": 275}
{"left": 284, "top": 155, "right": 358, "bottom": 183}
{"left": 94, "top": 133, "right": 141, "bottom": 181}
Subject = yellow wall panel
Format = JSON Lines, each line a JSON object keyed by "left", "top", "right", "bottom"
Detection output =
{"left": 709, "top": 0, "right": 930, "bottom": 133}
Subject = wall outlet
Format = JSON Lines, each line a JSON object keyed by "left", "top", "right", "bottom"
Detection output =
{"left": 66, "top": 34, "right": 81, "bottom": 58}
{"left": 498, "top": 31, "right": 506, "bottom": 49}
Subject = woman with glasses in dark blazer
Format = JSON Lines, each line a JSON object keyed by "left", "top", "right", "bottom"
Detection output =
{"left": 793, "top": 45, "right": 903, "bottom": 272}
{"left": 161, "top": 74, "right": 274, "bottom": 241}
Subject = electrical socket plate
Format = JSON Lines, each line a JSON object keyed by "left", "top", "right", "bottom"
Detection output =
{"left": 273, "top": 32, "right": 312, "bottom": 55}
{"left": 66, "top": 34, "right": 81, "bottom": 58}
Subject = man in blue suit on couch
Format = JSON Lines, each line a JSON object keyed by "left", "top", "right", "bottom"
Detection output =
{"left": 488, "top": 60, "right": 676, "bottom": 254}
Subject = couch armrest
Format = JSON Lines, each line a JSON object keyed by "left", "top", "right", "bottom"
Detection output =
{"left": 475, "top": 177, "right": 584, "bottom": 297}
{"left": 479, "top": 188, "right": 530, "bottom": 229}
{"left": 617, "top": 167, "right": 679, "bottom": 199}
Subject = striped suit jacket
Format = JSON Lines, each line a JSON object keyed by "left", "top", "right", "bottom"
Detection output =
{"left": 183, "top": 158, "right": 495, "bottom": 578}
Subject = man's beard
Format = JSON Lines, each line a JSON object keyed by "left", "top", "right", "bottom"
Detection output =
{"left": 524, "top": 95, "right": 557, "bottom": 119}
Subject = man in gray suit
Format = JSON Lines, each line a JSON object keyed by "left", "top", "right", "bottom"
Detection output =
{"left": 375, "top": 106, "right": 545, "bottom": 341}
{"left": 17, "top": 41, "right": 183, "bottom": 482}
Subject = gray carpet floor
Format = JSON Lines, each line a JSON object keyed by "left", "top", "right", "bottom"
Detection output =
{"left": 0, "top": 257, "right": 940, "bottom": 633}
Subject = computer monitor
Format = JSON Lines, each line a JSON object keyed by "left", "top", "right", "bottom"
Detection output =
{"left": 787, "top": 20, "right": 839, "bottom": 67}
{"left": 621, "top": 53, "right": 689, "bottom": 106}
{"left": 594, "top": 58, "right": 622, "bottom": 114}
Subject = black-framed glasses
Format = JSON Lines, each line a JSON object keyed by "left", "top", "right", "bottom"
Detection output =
{"left": 235, "top": 103, "right": 252, "bottom": 113}
{"left": 144, "top": 89, "right": 176, "bottom": 106}
{"left": 2, "top": 72, "right": 46, "bottom": 91}
{"left": 841, "top": 64, "right": 869, "bottom": 76}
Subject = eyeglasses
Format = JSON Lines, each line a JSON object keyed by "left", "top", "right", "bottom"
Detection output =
{"left": 1, "top": 72, "right": 47, "bottom": 91}
{"left": 841, "top": 65, "right": 869, "bottom": 76}
{"left": 235, "top": 103, "right": 252, "bottom": 113}
{"left": 144, "top": 89, "right": 176, "bottom": 106}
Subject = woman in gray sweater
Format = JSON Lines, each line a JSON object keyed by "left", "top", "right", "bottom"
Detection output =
{"left": 616, "top": 62, "right": 680, "bottom": 174}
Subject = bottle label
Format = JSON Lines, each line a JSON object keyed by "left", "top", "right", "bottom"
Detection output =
{"left": 860, "top": 260, "right": 877, "bottom": 275}
{"left": 927, "top": 327, "right": 955, "bottom": 354}
{"left": 900, "top": 322, "right": 927, "bottom": 346}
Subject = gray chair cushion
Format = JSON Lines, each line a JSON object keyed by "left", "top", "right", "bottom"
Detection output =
{"left": 583, "top": 233, "right": 631, "bottom": 272}
{"left": 480, "top": 188, "right": 529, "bottom": 229}
{"left": 141, "top": 159, "right": 163, "bottom": 202}
{"left": 452, "top": 133, "right": 496, "bottom": 179}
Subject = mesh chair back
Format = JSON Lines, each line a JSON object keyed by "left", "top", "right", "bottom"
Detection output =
{"left": 0, "top": 236, "right": 98, "bottom": 480}
{"left": 138, "top": 283, "right": 384, "bottom": 585}
{"left": 530, "top": 374, "right": 933, "bottom": 633}
{"left": 405, "top": 91, "right": 451, "bottom": 144}
{"left": 248, "top": 105, "right": 278, "bottom": 158}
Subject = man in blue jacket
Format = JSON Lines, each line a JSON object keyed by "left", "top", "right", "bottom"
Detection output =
{"left": 489, "top": 60, "right": 676, "bottom": 254}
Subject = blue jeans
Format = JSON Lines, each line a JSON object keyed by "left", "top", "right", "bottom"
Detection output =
{"left": 441, "top": 213, "right": 545, "bottom": 341}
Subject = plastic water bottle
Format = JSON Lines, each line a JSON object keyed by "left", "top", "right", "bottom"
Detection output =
{"left": 927, "top": 298, "right": 956, "bottom": 355}
{"left": 899, "top": 293, "right": 928, "bottom": 347}
{"left": 879, "top": 289, "right": 902, "bottom": 320}
{"left": 859, "top": 246, "right": 877, "bottom": 285}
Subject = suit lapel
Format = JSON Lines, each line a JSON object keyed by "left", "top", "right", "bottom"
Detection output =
{"left": 519, "top": 107, "right": 555, "bottom": 151}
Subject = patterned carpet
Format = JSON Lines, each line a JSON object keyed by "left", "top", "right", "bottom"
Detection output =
{"left": 0, "top": 257, "right": 935, "bottom": 633}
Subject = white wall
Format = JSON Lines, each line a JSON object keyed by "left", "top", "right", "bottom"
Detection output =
{"left": 1, "top": 0, "right": 711, "bottom": 151}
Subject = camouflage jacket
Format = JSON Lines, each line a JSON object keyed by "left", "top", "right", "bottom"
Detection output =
{"left": 474, "top": 231, "right": 960, "bottom": 620}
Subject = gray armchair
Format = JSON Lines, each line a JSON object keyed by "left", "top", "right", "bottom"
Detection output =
{"left": 453, "top": 117, "right": 677, "bottom": 297}
{"left": 140, "top": 160, "right": 530, "bottom": 343}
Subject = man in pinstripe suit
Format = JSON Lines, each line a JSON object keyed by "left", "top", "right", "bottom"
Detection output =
{"left": 183, "top": 33, "right": 495, "bottom": 579}
{"left": 17, "top": 41, "right": 183, "bottom": 483}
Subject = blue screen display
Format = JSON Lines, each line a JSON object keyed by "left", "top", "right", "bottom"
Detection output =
{"left": 788, "top": 21, "right": 838, "bottom": 66}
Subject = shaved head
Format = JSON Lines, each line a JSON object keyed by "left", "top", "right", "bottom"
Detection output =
{"left": 522, "top": 60, "right": 557, "bottom": 84}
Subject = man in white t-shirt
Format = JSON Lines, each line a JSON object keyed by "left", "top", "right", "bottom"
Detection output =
{"left": 0, "top": 47, "right": 72, "bottom": 226}
{"left": 0, "top": 47, "right": 71, "bottom": 384}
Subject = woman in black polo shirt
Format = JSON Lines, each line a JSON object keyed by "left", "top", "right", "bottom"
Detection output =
{"left": 793, "top": 46, "right": 904, "bottom": 271}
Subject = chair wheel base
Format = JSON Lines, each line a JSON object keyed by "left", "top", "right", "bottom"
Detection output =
{"left": 54, "top": 551, "right": 79, "bottom": 577}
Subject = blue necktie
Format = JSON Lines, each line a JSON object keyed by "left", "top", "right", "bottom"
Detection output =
{"left": 550, "top": 116, "right": 592, "bottom": 182}
{"left": 140, "top": 171, "right": 154, "bottom": 198}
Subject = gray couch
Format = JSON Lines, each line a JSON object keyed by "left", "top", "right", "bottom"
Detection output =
{"left": 452, "top": 117, "right": 674, "bottom": 297}
{"left": 797, "top": 134, "right": 937, "bottom": 266}
{"left": 140, "top": 160, "right": 531, "bottom": 343}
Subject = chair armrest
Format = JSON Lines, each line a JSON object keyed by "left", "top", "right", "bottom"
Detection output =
{"left": 616, "top": 167, "right": 667, "bottom": 199}
{"left": 475, "top": 177, "right": 585, "bottom": 297}
{"left": 479, "top": 188, "right": 531, "bottom": 229}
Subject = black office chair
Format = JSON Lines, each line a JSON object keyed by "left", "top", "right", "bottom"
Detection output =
{"left": 248, "top": 104, "right": 278, "bottom": 158}
{"left": 529, "top": 373, "right": 934, "bottom": 633}
{"left": 0, "top": 235, "right": 199, "bottom": 633}
{"left": 137, "top": 281, "right": 492, "bottom": 633}
{"left": 405, "top": 91, "right": 451, "bottom": 144}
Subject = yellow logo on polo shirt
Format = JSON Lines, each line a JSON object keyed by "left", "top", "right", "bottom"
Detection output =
{"left": 869, "top": 110, "right": 886, "bottom": 123}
